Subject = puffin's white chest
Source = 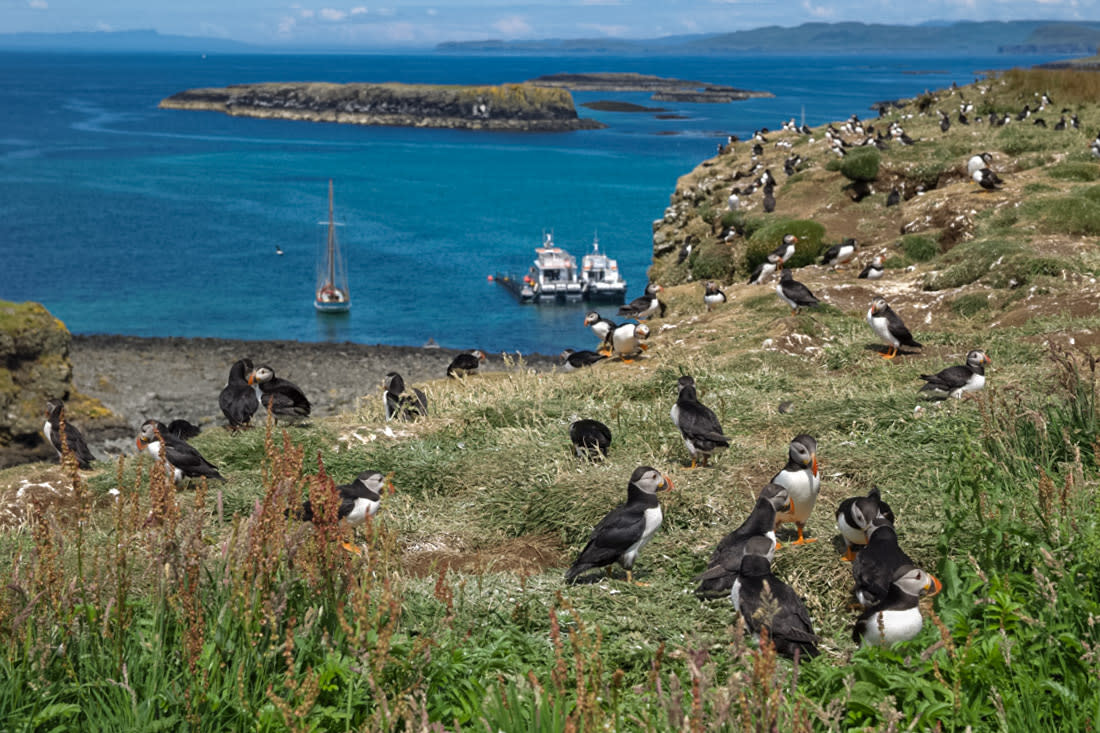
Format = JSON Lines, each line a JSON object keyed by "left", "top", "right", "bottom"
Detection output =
{"left": 867, "top": 311, "right": 898, "bottom": 347}
{"left": 958, "top": 372, "right": 985, "bottom": 397}
{"left": 776, "top": 283, "right": 796, "bottom": 309}
{"left": 865, "top": 267, "right": 883, "bottom": 280}
{"left": 731, "top": 577, "right": 744, "bottom": 612}
{"left": 754, "top": 263, "right": 776, "bottom": 283}
{"left": 344, "top": 497, "right": 379, "bottom": 526}
{"left": 836, "top": 512, "right": 868, "bottom": 547}
{"left": 43, "top": 421, "right": 57, "bottom": 454}
{"left": 859, "top": 607, "right": 924, "bottom": 647}
{"left": 834, "top": 245, "right": 855, "bottom": 264}
{"left": 704, "top": 293, "right": 725, "bottom": 308}
{"left": 612, "top": 327, "right": 638, "bottom": 355}
{"left": 774, "top": 468, "right": 820, "bottom": 523}
{"left": 621, "top": 505, "right": 663, "bottom": 568}
{"left": 637, "top": 299, "right": 659, "bottom": 320}
{"left": 251, "top": 384, "right": 267, "bottom": 408}
{"left": 592, "top": 322, "right": 611, "bottom": 341}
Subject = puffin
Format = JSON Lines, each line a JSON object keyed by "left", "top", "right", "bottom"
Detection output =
{"left": 776, "top": 269, "right": 820, "bottom": 314}
{"left": 669, "top": 375, "right": 730, "bottom": 468}
{"left": 858, "top": 255, "right": 885, "bottom": 280}
{"left": 748, "top": 254, "right": 782, "bottom": 285}
{"left": 851, "top": 515, "right": 915, "bottom": 606}
{"left": 694, "top": 483, "right": 790, "bottom": 599}
{"left": 382, "top": 371, "right": 428, "bottom": 421}
{"left": 43, "top": 398, "right": 95, "bottom": 470}
{"left": 617, "top": 283, "right": 664, "bottom": 321}
{"left": 569, "top": 419, "right": 612, "bottom": 461}
{"left": 762, "top": 185, "right": 776, "bottom": 213}
{"left": 219, "top": 357, "right": 259, "bottom": 429}
{"left": 609, "top": 322, "right": 650, "bottom": 362}
{"left": 973, "top": 167, "right": 1002, "bottom": 191}
{"left": 772, "top": 434, "right": 820, "bottom": 545}
{"left": 967, "top": 152, "right": 993, "bottom": 177}
{"left": 166, "top": 419, "right": 202, "bottom": 440}
{"left": 919, "top": 350, "right": 990, "bottom": 399}
{"left": 821, "top": 238, "right": 858, "bottom": 267}
{"left": 583, "top": 311, "right": 617, "bottom": 354}
{"left": 297, "top": 470, "right": 389, "bottom": 527}
{"left": 770, "top": 234, "right": 798, "bottom": 267}
{"left": 703, "top": 281, "right": 727, "bottom": 312}
{"left": 564, "top": 465, "right": 673, "bottom": 585}
{"left": 446, "top": 350, "right": 486, "bottom": 379}
{"left": 561, "top": 348, "right": 606, "bottom": 371}
{"left": 885, "top": 188, "right": 901, "bottom": 207}
{"left": 835, "top": 486, "right": 895, "bottom": 561}
{"left": 853, "top": 564, "right": 942, "bottom": 648}
{"left": 136, "top": 419, "right": 224, "bottom": 485}
{"left": 731, "top": 547, "right": 820, "bottom": 659}
{"left": 248, "top": 365, "right": 311, "bottom": 420}
{"left": 866, "top": 297, "right": 922, "bottom": 359}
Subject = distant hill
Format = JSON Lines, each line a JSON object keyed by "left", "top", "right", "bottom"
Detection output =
{"left": 437, "top": 20, "right": 1100, "bottom": 56}
{"left": 0, "top": 29, "right": 255, "bottom": 53}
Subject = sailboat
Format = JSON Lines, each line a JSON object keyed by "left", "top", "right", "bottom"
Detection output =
{"left": 314, "top": 179, "right": 351, "bottom": 313}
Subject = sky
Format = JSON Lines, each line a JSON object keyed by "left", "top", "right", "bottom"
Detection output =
{"left": 1, "top": 0, "right": 1096, "bottom": 48}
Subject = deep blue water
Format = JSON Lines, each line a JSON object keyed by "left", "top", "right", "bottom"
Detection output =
{"left": 0, "top": 51, "right": 1066, "bottom": 354}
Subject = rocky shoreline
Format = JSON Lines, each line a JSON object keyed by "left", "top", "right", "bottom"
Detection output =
{"left": 68, "top": 334, "right": 559, "bottom": 450}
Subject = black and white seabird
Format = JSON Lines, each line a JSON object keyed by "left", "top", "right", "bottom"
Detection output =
{"left": 851, "top": 515, "right": 915, "bottom": 606}
{"left": 584, "top": 311, "right": 617, "bottom": 354}
{"left": 919, "top": 349, "right": 990, "bottom": 399}
{"left": 617, "top": 283, "right": 664, "bottom": 320}
{"left": 609, "top": 322, "right": 650, "bottom": 362}
{"left": 219, "top": 357, "right": 259, "bottom": 429}
{"left": 853, "top": 564, "right": 942, "bottom": 648}
{"left": 835, "top": 486, "right": 895, "bottom": 561}
{"left": 748, "top": 254, "right": 782, "bottom": 285}
{"left": 564, "top": 466, "right": 672, "bottom": 585}
{"left": 136, "top": 419, "right": 224, "bottom": 485}
{"left": 670, "top": 375, "right": 730, "bottom": 468}
{"left": 569, "top": 419, "right": 612, "bottom": 461}
{"left": 703, "top": 281, "right": 727, "bottom": 311}
{"left": 885, "top": 188, "right": 901, "bottom": 207}
{"left": 821, "top": 238, "right": 858, "bottom": 267}
{"left": 762, "top": 185, "right": 776, "bottom": 213}
{"left": 973, "top": 167, "right": 1002, "bottom": 191}
{"left": 297, "top": 470, "right": 389, "bottom": 527}
{"left": 866, "top": 297, "right": 922, "bottom": 359}
{"left": 166, "top": 419, "right": 202, "bottom": 440}
{"left": 561, "top": 348, "right": 606, "bottom": 371}
{"left": 776, "top": 269, "right": 820, "bottom": 314}
{"left": 858, "top": 255, "right": 885, "bottom": 280}
{"left": 694, "top": 483, "right": 790, "bottom": 599}
{"left": 43, "top": 398, "right": 95, "bottom": 470}
{"left": 967, "top": 152, "right": 993, "bottom": 177}
{"left": 731, "top": 549, "right": 820, "bottom": 659}
{"left": 772, "top": 434, "right": 820, "bottom": 546}
{"left": 248, "top": 365, "right": 311, "bottom": 420}
{"left": 446, "top": 350, "right": 486, "bottom": 379}
{"left": 383, "top": 371, "right": 428, "bottom": 421}
{"left": 770, "top": 234, "right": 798, "bottom": 265}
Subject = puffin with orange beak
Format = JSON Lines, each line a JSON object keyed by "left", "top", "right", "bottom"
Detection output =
{"left": 248, "top": 364, "right": 311, "bottom": 420}
{"left": 866, "top": 296, "right": 922, "bottom": 359}
{"left": 565, "top": 466, "right": 673, "bottom": 585}
{"left": 853, "top": 564, "right": 942, "bottom": 648}
{"left": 772, "top": 434, "right": 820, "bottom": 545}
{"left": 295, "top": 470, "right": 393, "bottom": 553}
{"left": 136, "top": 419, "right": 224, "bottom": 485}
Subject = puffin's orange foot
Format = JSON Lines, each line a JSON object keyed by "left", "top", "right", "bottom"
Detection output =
{"left": 639, "top": 343, "right": 649, "bottom": 351}
{"left": 774, "top": 541, "right": 783, "bottom": 550}
{"left": 340, "top": 541, "right": 364, "bottom": 555}
{"left": 791, "top": 526, "right": 816, "bottom": 545}
{"left": 841, "top": 547, "right": 859, "bottom": 562}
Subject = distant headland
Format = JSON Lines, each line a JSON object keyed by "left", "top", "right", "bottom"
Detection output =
{"left": 527, "top": 73, "right": 773, "bottom": 103}
{"left": 159, "top": 82, "right": 605, "bottom": 132}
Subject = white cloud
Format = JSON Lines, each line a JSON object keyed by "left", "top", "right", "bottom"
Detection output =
{"left": 801, "top": 0, "right": 834, "bottom": 17}
{"left": 95, "top": 21, "right": 113, "bottom": 31}
{"left": 278, "top": 15, "right": 297, "bottom": 33}
{"left": 350, "top": 6, "right": 368, "bottom": 15}
{"left": 320, "top": 8, "right": 347, "bottom": 21}
{"left": 28, "top": 0, "right": 48, "bottom": 9}
{"left": 299, "top": 8, "right": 315, "bottom": 19}
{"left": 493, "top": 15, "right": 531, "bottom": 36}
{"left": 376, "top": 7, "right": 395, "bottom": 16}
{"left": 426, "top": 8, "right": 437, "bottom": 16}
{"left": 578, "top": 23, "right": 630, "bottom": 35}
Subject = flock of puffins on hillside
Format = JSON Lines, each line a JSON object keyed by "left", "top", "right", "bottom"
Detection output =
{"left": 37, "top": 80, "right": 1097, "bottom": 661}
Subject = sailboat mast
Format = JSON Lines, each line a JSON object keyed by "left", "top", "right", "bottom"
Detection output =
{"left": 327, "top": 179, "right": 336, "bottom": 286}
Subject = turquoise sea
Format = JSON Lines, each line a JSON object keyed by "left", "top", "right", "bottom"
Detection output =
{"left": 0, "top": 51, "right": 1066, "bottom": 354}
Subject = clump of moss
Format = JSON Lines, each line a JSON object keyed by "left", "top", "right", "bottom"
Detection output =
{"left": 839, "top": 148, "right": 880, "bottom": 183}
{"left": 745, "top": 218, "right": 826, "bottom": 271}
{"left": 688, "top": 239, "right": 737, "bottom": 281}
{"left": 1020, "top": 193, "right": 1100, "bottom": 235}
{"left": 1046, "top": 163, "right": 1100, "bottom": 182}
{"left": 923, "top": 238, "right": 1024, "bottom": 291}
{"left": 950, "top": 293, "right": 991, "bottom": 317}
{"left": 899, "top": 234, "right": 939, "bottom": 262}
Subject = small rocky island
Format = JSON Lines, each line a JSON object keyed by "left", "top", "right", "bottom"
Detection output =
{"left": 159, "top": 82, "right": 605, "bottom": 131}
{"left": 526, "top": 72, "right": 773, "bottom": 103}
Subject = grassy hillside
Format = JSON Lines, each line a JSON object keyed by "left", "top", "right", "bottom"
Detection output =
{"left": 1, "top": 69, "right": 1099, "bottom": 731}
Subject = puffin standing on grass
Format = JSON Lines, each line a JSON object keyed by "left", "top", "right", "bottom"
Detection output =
{"left": 776, "top": 269, "right": 821, "bottom": 314}
{"left": 821, "top": 238, "right": 858, "bottom": 267}
{"left": 382, "top": 372, "right": 428, "bottom": 421}
{"left": 866, "top": 297, "right": 922, "bottom": 359}
{"left": 583, "top": 312, "right": 617, "bottom": 354}
{"left": 43, "top": 398, "right": 95, "bottom": 470}
{"left": 835, "top": 486, "right": 895, "bottom": 561}
{"left": 850, "top": 515, "right": 917, "bottom": 606}
{"left": 858, "top": 255, "right": 885, "bottom": 280}
{"left": 748, "top": 254, "right": 782, "bottom": 285}
{"left": 609, "top": 322, "right": 650, "bottom": 362}
{"left": 731, "top": 543, "right": 820, "bottom": 659}
{"left": 919, "top": 350, "right": 990, "bottom": 399}
{"left": 446, "top": 350, "right": 486, "bottom": 379}
{"left": 296, "top": 470, "right": 392, "bottom": 552}
{"left": 618, "top": 283, "right": 664, "bottom": 321}
{"left": 248, "top": 365, "right": 312, "bottom": 420}
{"left": 669, "top": 375, "right": 730, "bottom": 468}
{"left": 569, "top": 419, "right": 612, "bottom": 461}
{"left": 136, "top": 419, "right": 224, "bottom": 485}
{"left": 770, "top": 234, "right": 798, "bottom": 267}
{"left": 565, "top": 465, "right": 673, "bottom": 585}
{"left": 219, "top": 357, "right": 259, "bottom": 429}
{"left": 772, "top": 435, "right": 820, "bottom": 545}
{"left": 703, "top": 281, "right": 727, "bottom": 311}
{"left": 853, "top": 564, "right": 942, "bottom": 648}
{"left": 694, "top": 483, "right": 791, "bottom": 599}
{"left": 973, "top": 167, "right": 1003, "bottom": 191}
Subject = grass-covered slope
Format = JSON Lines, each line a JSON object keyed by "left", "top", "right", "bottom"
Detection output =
{"left": 2, "top": 69, "right": 1100, "bottom": 731}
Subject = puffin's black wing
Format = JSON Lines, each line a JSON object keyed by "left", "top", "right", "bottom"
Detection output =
{"left": 565, "top": 503, "right": 645, "bottom": 581}
{"left": 617, "top": 295, "right": 650, "bottom": 318}
{"left": 163, "top": 435, "right": 225, "bottom": 481}
{"left": 677, "top": 402, "right": 730, "bottom": 450}
{"left": 767, "top": 583, "right": 821, "bottom": 658}
{"left": 852, "top": 530, "right": 912, "bottom": 605}
{"left": 386, "top": 388, "right": 428, "bottom": 421}
{"left": 57, "top": 423, "right": 95, "bottom": 470}
{"left": 447, "top": 354, "right": 480, "bottom": 378}
{"left": 567, "top": 350, "right": 607, "bottom": 369}
{"left": 919, "top": 365, "right": 972, "bottom": 392}
{"left": 220, "top": 385, "right": 258, "bottom": 427}
{"left": 261, "top": 377, "right": 311, "bottom": 417}
{"left": 167, "top": 419, "right": 202, "bottom": 440}
{"left": 857, "top": 262, "right": 875, "bottom": 278}
{"left": 782, "top": 280, "right": 820, "bottom": 307}
{"left": 885, "top": 307, "right": 922, "bottom": 348}
{"left": 570, "top": 419, "right": 612, "bottom": 460}
{"left": 821, "top": 243, "right": 842, "bottom": 265}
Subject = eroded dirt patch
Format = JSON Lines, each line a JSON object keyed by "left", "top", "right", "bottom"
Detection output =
{"left": 402, "top": 533, "right": 567, "bottom": 577}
